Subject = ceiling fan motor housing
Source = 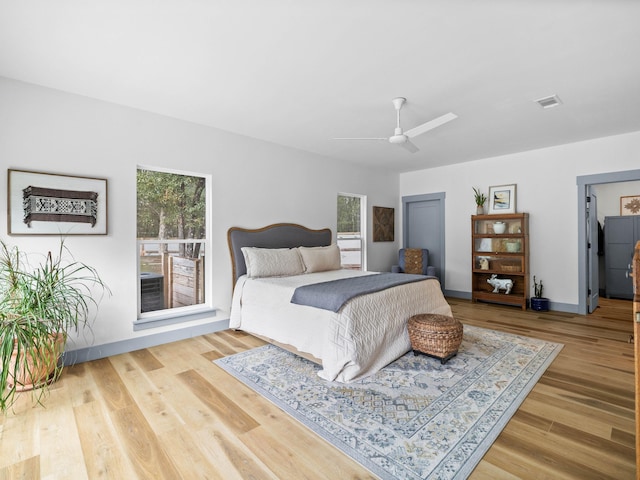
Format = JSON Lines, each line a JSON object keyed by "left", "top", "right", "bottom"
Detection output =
{"left": 392, "top": 97, "right": 406, "bottom": 110}
{"left": 389, "top": 134, "right": 408, "bottom": 144}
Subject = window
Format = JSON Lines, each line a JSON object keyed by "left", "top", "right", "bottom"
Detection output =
{"left": 137, "top": 166, "right": 212, "bottom": 323}
{"left": 337, "top": 193, "right": 366, "bottom": 270}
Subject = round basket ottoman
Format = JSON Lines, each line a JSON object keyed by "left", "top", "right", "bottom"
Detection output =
{"left": 408, "top": 314, "right": 463, "bottom": 364}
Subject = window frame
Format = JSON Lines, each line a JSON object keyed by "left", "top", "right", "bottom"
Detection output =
{"left": 135, "top": 165, "right": 214, "bottom": 326}
{"left": 337, "top": 192, "right": 367, "bottom": 271}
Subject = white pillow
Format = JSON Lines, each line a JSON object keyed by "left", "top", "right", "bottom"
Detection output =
{"left": 299, "top": 245, "right": 341, "bottom": 273}
{"left": 241, "top": 247, "right": 305, "bottom": 278}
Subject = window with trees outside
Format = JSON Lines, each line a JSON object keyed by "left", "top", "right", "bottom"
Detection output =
{"left": 137, "top": 167, "right": 212, "bottom": 323}
{"left": 337, "top": 193, "right": 366, "bottom": 270}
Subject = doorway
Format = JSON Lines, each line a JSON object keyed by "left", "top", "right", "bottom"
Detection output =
{"left": 402, "top": 192, "right": 445, "bottom": 288}
{"left": 577, "top": 169, "right": 640, "bottom": 314}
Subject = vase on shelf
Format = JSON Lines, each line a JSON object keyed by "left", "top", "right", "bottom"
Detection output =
{"left": 476, "top": 205, "right": 485, "bottom": 215}
{"left": 493, "top": 221, "right": 506, "bottom": 234}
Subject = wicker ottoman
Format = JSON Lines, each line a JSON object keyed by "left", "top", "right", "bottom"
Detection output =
{"left": 408, "top": 314, "right": 463, "bottom": 364}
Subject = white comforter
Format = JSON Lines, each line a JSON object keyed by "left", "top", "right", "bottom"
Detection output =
{"left": 230, "top": 269, "right": 452, "bottom": 382}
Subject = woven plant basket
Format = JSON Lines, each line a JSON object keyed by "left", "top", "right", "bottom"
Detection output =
{"left": 408, "top": 314, "right": 463, "bottom": 363}
{"left": 8, "top": 333, "right": 66, "bottom": 392}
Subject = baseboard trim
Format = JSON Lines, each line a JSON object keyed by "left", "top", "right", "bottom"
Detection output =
{"left": 548, "top": 301, "right": 579, "bottom": 314}
{"left": 444, "top": 290, "right": 579, "bottom": 314}
{"left": 445, "top": 290, "right": 471, "bottom": 300}
{"left": 62, "top": 317, "right": 230, "bottom": 366}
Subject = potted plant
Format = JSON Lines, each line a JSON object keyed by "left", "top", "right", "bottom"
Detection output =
{"left": 473, "top": 187, "right": 487, "bottom": 215}
{"left": 0, "top": 239, "right": 109, "bottom": 411}
{"left": 530, "top": 275, "right": 550, "bottom": 311}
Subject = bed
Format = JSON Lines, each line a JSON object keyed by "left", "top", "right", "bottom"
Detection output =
{"left": 228, "top": 223, "right": 453, "bottom": 382}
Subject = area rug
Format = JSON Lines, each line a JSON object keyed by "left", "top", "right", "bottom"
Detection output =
{"left": 215, "top": 325, "right": 563, "bottom": 479}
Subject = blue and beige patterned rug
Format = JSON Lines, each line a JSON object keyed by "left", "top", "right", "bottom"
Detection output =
{"left": 215, "top": 325, "right": 563, "bottom": 479}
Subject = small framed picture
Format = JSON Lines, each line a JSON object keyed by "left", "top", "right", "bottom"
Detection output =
{"left": 8, "top": 169, "right": 108, "bottom": 235}
{"left": 620, "top": 195, "right": 640, "bottom": 216}
{"left": 488, "top": 184, "right": 517, "bottom": 214}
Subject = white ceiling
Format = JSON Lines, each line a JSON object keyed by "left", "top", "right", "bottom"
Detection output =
{"left": 1, "top": 1, "right": 639, "bottom": 173}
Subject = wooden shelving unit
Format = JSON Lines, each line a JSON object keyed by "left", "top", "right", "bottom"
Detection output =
{"left": 471, "top": 213, "right": 529, "bottom": 310}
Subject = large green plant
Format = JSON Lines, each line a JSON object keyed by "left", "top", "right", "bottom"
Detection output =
{"left": 0, "top": 239, "right": 109, "bottom": 412}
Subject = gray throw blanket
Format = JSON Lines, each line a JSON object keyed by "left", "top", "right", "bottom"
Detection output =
{"left": 290, "top": 272, "right": 432, "bottom": 312}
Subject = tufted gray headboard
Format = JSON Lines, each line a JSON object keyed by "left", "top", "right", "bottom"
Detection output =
{"left": 227, "top": 223, "right": 332, "bottom": 288}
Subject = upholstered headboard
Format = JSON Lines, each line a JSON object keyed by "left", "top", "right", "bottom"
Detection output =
{"left": 227, "top": 223, "right": 332, "bottom": 287}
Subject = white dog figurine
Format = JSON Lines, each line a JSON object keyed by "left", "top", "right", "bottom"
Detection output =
{"left": 487, "top": 274, "right": 513, "bottom": 294}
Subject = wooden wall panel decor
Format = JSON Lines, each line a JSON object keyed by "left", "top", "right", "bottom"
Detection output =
{"left": 8, "top": 169, "right": 108, "bottom": 235}
{"left": 373, "top": 206, "right": 394, "bottom": 242}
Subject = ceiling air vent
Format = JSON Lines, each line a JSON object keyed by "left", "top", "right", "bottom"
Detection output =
{"left": 535, "top": 94, "right": 562, "bottom": 109}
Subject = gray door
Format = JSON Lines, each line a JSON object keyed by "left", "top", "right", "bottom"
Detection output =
{"left": 587, "top": 189, "right": 599, "bottom": 312}
{"left": 403, "top": 193, "right": 445, "bottom": 288}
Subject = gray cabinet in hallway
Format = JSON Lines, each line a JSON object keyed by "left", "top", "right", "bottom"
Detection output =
{"left": 604, "top": 215, "right": 640, "bottom": 299}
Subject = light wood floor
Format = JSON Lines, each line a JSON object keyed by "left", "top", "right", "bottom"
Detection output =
{"left": 0, "top": 298, "right": 635, "bottom": 479}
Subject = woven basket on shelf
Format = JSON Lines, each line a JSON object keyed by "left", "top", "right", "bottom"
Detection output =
{"left": 500, "top": 265, "right": 520, "bottom": 272}
{"left": 407, "top": 314, "right": 464, "bottom": 364}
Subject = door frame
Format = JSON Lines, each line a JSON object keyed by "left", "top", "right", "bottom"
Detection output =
{"left": 586, "top": 187, "right": 599, "bottom": 312}
{"left": 401, "top": 192, "right": 446, "bottom": 289}
{"left": 577, "top": 168, "right": 640, "bottom": 314}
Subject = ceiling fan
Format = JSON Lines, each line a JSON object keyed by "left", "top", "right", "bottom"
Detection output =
{"left": 334, "top": 97, "right": 457, "bottom": 153}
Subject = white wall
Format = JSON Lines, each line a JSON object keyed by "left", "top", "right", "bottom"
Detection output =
{"left": 593, "top": 181, "right": 640, "bottom": 222}
{"left": 0, "top": 77, "right": 399, "bottom": 353}
{"left": 400, "top": 131, "right": 640, "bottom": 308}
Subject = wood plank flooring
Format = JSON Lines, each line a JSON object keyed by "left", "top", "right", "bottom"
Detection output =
{"left": 0, "top": 298, "right": 635, "bottom": 479}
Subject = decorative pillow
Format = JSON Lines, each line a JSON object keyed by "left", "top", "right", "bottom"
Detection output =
{"left": 404, "top": 248, "right": 425, "bottom": 274}
{"left": 298, "top": 245, "right": 341, "bottom": 273}
{"left": 241, "top": 247, "right": 305, "bottom": 278}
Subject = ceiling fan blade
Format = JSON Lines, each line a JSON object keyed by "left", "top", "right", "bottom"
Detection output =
{"left": 333, "top": 137, "right": 388, "bottom": 141}
{"left": 405, "top": 112, "right": 457, "bottom": 138}
{"left": 398, "top": 140, "right": 419, "bottom": 153}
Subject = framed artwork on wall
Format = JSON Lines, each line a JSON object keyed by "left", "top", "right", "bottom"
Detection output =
{"left": 7, "top": 169, "right": 108, "bottom": 235}
{"left": 373, "top": 206, "right": 394, "bottom": 242}
{"left": 488, "top": 184, "right": 517, "bottom": 214}
{"left": 620, "top": 195, "right": 640, "bottom": 216}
